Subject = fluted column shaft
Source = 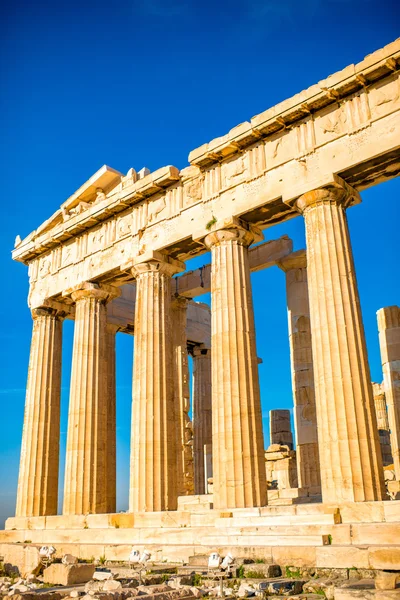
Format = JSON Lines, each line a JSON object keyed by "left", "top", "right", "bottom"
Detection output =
{"left": 172, "top": 297, "right": 193, "bottom": 496}
{"left": 377, "top": 306, "right": 400, "bottom": 479}
{"left": 192, "top": 346, "right": 212, "bottom": 495}
{"left": 106, "top": 323, "right": 118, "bottom": 513}
{"left": 204, "top": 222, "right": 267, "bottom": 509}
{"left": 16, "top": 307, "right": 63, "bottom": 517}
{"left": 296, "top": 184, "right": 384, "bottom": 503}
{"left": 279, "top": 252, "right": 321, "bottom": 491}
{"left": 130, "top": 253, "right": 185, "bottom": 512}
{"left": 63, "top": 283, "right": 119, "bottom": 515}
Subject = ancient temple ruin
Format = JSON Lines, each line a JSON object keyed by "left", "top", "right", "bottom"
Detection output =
{"left": 1, "top": 39, "right": 400, "bottom": 571}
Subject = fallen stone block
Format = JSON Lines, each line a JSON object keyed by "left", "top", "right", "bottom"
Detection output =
{"left": 267, "top": 578, "right": 305, "bottom": 596}
{"left": 243, "top": 563, "right": 281, "bottom": 578}
{"left": 334, "top": 577, "right": 399, "bottom": 600}
{"left": 375, "top": 571, "right": 399, "bottom": 590}
{"left": 103, "top": 580, "right": 122, "bottom": 592}
{"left": 3, "top": 545, "right": 42, "bottom": 577}
{"left": 43, "top": 563, "right": 96, "bottom": 585}
{"left": 62, "top": 554, "right": 79, "bottom": 566}
{"left": 93, "top": 571, "right": 114, "bottom": 581}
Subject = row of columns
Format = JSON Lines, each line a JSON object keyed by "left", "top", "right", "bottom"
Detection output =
{"left": 16, "top": 179, "right": 399, "bottom": 516}
{"left": 16, "top": 274, "right": 212, "bottom": 516}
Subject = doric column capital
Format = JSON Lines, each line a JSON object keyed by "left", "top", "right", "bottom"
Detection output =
{"left": 193, "top": 216, "right": 263, "bottom": 250}
{"left": 69, "top": 282, "right": 120, "bottom": 304}
{"left": 31, "top": 306, "right": 58, "bottom": 319}
{"left": 171, "top": 295, "right": 189, "bottom": 310}
{"left": 106, "top": 322, "right": 120, "bottom": 335}
{"left": 277, "top": 249, "right": 307, "bottom": 272}
{"left": 31, "top": 305, "right": 66, "bottom": 321}
{"left": 295, "top": 178, "right": 360, "bottom": 215}
{"left": 131, "top": 251, "right": 185, "bottom": 279}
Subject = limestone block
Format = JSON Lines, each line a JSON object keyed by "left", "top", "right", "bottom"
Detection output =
{"left": 336, "top": 502, "right": 385, "bottom": 523}
{"left": 334, "top": 584, "right": 400, "bottom": 600}
{"left": 387, "top": 481, "right": 400, "bottom": 500}
{"left": 316, "top": 547, "right": 370, "bottom": 569}
{"left": 5, "top": 518, "right": 29, "bottom": 531}
{"left": 383, "top": 500, "right": 400, "bottom": 522}
{"left": 109, "top": 513, "right": 134, "bottom": 529}
{"left": 103, "top": 580, "right": 122, "bottom": 591}
{"left": 375, "top": 572, "right": 399, "bottom": 591}
{"left": 368, "top": 547, "right": 400, "bottom": 570}
{"left": 86, "top": 515, "right": 112, "bottom": 529}
{"left": 350, "top": 523, "right": 400, "bottom": 545}
{"left": 46, "top": 515, "right": 87, "bottom": 529}
{"left": 269, "top": 410, "right": 294, "bottom": 449}
{"left": 271, "top": 546, "right": 316, "bottom": 567}
{"left": 2, "top": 545, "right": 41, "bottom": 577}
{"left": 42, "top": 563, "right": 95, "bottom": 585}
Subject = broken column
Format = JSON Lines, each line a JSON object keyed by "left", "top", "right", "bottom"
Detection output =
{"left": 372, "top": 382, "right": 393, "bottom": 467}
{"left": 278, "top": 251, "right": 321, "bottom": 492}
{"left": 192, "top": 345, "right": 212, "bottom": 495}
{"left": 105, "top": 323, "right": 119, "bottom": 513}
{"left": 270, "top": 410, "right": 293, "bottom": 448}
{"left": 172, "top": 296, "right": 194, "bottom": 497}
{"left": 377, "top": 306, "right": 400, "bottom": 485}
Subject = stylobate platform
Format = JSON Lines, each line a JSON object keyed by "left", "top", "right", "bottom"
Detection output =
{"left": 1, "top": 497, "right": 399, "bottom": 569}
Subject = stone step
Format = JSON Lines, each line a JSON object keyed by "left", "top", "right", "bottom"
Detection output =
{"left": 215, "top": 513, "right": 338, "bottom": 527}
{"left": 200, "top": 534, "right": 328, "bottom": 546}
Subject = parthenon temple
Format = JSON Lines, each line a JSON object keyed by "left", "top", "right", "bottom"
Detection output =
{"left": 1, "top": 38, "right": 400, "bottom": 571}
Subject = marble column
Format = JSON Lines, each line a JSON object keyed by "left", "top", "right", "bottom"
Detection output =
{"left": 106, "top": 323, "right": 119, "bottom": 513}
{"left": 192, "top": 345, "right": 212, "bottom": 495}
{"left": 372, "top": 382, "right": 393, "bottom": 467}
{"left": 278, "top": 251, "right": 321, "bottom": 492}
{"left": 204, "top": 219, "right": 267, "bottom": 509}
{"left": 377, "top": 306, "right": 400, "bottom": 479}
{"left": 171, "top": 296, "right": 193, "bottom": 497}
{"left": 16, "top": 307, "right": 63, "bottom": 517}
{"left": 63, "top": 283, "right": 119, "bottom": 515}
{"left": 129, "top": 252, "right": 185, "bottom": 512}
{"left": 295, "top": 182, "right": 385, "bottom": 503}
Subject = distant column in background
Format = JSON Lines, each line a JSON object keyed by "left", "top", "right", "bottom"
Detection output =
{"left": 372, "top": 382, "right": 393, "bottom": 467}
{"left": 106, "top": 323, "right": 119, "bottom": 513}
{"left": 269, "top": 409, "right": 293, "bottom": 448}
{"left": 192, "top": 345, "right": 212, "bottom": 495}
{"left": 377, "top": 306, "right": 400, "bottom": 480}
{"left": 278, "top": 251, "right": 321, "bottom": 492}
{"left": 172, "top": 296, "right": 194, "bottom": 496}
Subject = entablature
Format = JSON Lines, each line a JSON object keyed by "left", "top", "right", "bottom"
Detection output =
{"left": 12, "top": 39, "right": 400, "bottom": 309}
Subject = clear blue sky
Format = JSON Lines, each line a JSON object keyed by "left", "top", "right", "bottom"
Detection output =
{"left": 0, "top": 0, "right": 399, "bottom": 527}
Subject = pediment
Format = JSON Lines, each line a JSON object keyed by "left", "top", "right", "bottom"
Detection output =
{"left": 33, "top": 165, "right": 123, "bottom": 237}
